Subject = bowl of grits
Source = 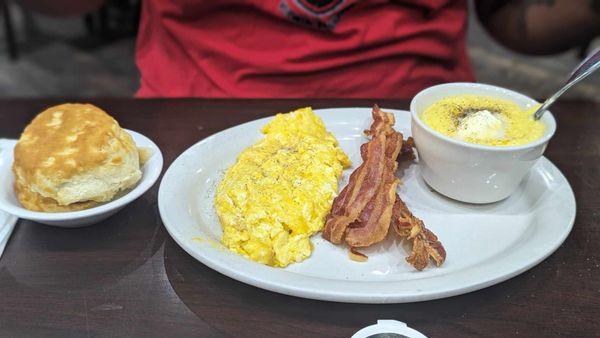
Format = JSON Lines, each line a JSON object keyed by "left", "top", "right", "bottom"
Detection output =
{"left": 410, "top": 82, "right": 556, "bottom": 203}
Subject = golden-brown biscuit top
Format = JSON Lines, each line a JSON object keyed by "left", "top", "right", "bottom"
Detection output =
{"left": 13, "top": 103, "right": 135, "bottom": 182}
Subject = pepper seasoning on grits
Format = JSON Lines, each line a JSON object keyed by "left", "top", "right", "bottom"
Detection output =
{"left": 214, "top": 108, "right": 350, "bottom": 267}
{"left": 420, "top": 95, "right": 545, "bottom": 146}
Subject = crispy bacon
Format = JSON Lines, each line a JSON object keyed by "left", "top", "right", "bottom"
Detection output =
{"left": 322, "top": 134, "right": 386, "bottom": 244}
{"left": 323, "top": 106, "right": 396, "bottom": 244}
{"left": 364, "top": 104, "right": 396, "bottom": 137}
{"left": 399, "top": 136, "right": 415, "bottom": 160}
{"left": 345, "top": 132, "right": 402, "bottom": 247}
{"left": 348, "top": 247, "right": 368, "bottom": 262}
{"left": 324, "top": 104, "right": 445, "bottom": 271}
{"left": 391, "top": 197, "right": 446, "bottom": 270}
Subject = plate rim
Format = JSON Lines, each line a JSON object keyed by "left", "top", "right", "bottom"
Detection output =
{"left": 158, "top": 107, "right": 576, "bottom": 303}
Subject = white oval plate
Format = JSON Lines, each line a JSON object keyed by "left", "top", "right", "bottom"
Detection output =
{"left": 158, "top": 108, "right": 576, "bottom": 303}
{"left": 0, "top": 130, "right": 163, "bottom": 227}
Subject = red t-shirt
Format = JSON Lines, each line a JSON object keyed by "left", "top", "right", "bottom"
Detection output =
{"left": 136, "top": 0, "right": 474, "bottom": 98}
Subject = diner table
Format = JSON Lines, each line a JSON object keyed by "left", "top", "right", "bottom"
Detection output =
{"left": 0, "top": 98, "right": 598, "bottom": 337}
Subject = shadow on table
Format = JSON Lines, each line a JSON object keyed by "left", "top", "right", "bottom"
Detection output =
{"left": 0, "top": 193, "right": 164, "bottom": 293}
{"left": 162, "top": 238, "right": 542, "bottom": 338}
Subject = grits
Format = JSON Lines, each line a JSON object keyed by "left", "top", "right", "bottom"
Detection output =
{"left": 420, "top": 95, "right": 545, "bottom": 146}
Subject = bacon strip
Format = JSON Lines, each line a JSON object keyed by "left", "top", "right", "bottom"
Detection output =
{"left": 399, "top": 136, "right": 415, "bottom": 160}
{"left": 323, "top": 106, "right": 396, "bottom": 244}
{"left": 322, "top": 134, "right": 386, "bottom": 244}
{"left": 324, "top": 104, "right": 445, "bottom": 271}
{"left": 364, "top": 104, "right": 396, "bottom": 137}
{"left": 345, "top": 132, "right": 402, "bottom": 247}
{"left": 391, "top": 197, "right": 446, "bottom": 270}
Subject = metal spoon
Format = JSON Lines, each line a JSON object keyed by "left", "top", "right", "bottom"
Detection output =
{"left": 533, "top": 48, "right": 600, "bottom": 120}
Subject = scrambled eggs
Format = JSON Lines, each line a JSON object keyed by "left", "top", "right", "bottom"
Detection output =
{"left": 421, "top": 95, "right": 545, "bottom": 146}
{"left": 214, "top": 108, "right": 350, "bottom": 267}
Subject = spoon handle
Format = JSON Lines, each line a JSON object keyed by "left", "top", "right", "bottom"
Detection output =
{"left": 567, "top": 47, "right": 600, "bottom": 83}
{"left": 534, "top": 48, "right": 600, "bottom": 120}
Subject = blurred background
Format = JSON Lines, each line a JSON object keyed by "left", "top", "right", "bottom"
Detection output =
{"left": 0, "top": 0, "right": 598, "bottom": 99}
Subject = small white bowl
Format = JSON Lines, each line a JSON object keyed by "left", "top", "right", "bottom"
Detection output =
{"left": 410, "top": 82, "right": 557, "bottom": 204}
{"left": 0, "top": 130, "right": 163, "bottom": 227}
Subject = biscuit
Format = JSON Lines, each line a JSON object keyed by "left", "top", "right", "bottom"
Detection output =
{"left": 13, "top": 103, "right": 142, "bottom": 212}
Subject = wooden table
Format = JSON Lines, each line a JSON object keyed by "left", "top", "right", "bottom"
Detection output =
{"left": 0, "top": 99, "right": 598, "bottom": 337}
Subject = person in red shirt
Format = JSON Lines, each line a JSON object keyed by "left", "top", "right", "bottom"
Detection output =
{"left": 135, "top": 0, "right": 600, "bottom": 98}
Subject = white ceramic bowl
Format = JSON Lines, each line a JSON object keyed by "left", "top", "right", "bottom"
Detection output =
{"left": 410, "top": 82, "right": 557, "bottom": 204}
{"left": 0, "top": 130, "right": 163, "bottom": 227}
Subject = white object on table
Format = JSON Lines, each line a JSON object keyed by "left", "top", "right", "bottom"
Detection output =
{"left": 0, "top": 131, "right": 163, "bottom": 227}
{"left": 352, "top": 320, "right": 427, "bottom": 338}
{"left": 0, "top": 210, "right": 17, "bottom": 259}
{"left": 0, "top": 139, "right": 18, "bottom": 258}
{"left": 158, "top": 107, "right": 576, "bottom": 303}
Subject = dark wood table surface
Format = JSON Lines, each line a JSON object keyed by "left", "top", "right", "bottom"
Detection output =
{"left": 0, "top": 98, "right": 598, "bottom": 337}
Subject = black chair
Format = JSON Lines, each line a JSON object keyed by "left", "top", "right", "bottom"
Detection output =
{"left": 1, "top": 0, "right": 18, "bottom": 60}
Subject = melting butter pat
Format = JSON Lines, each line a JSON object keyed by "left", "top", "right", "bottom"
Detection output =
{"left": 456, "top": 110, "right": 506, "bottom": 141}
